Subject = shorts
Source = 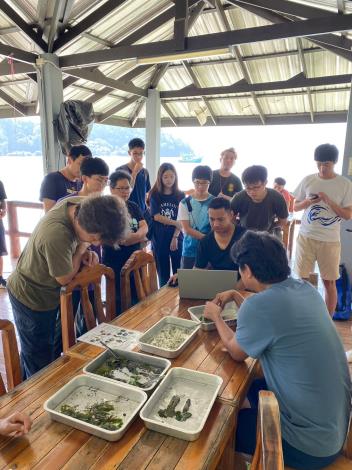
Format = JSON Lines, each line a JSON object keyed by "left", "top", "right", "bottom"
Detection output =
{"left": 294, "top": 233, "right": 340, "bottom": 281}
{"left": 0, "top": 219, "right": 7, "bottom": 256}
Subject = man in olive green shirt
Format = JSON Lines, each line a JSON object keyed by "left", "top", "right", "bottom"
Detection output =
{"left": 7, "top": 195, "right": 128, "bottom": 378}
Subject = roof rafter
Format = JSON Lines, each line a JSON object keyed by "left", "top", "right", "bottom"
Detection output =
{"left": 59, "top": 14, "right": 352, "bottom": 68}
{"left": 53, "top": 0, "right": 129, "bottom": 52}
{"left": 0, "top": 43, "right": 37, "bottom": 64}
{"left": 182, "top": 61, "right": 217, "bottom": 125}
{"left": 297, "top": 38, "right": 314, "bottom": 123}
{"left": 96, "top": 96, "right": 140, "bottom": 123}
{"left": 64, "top": 68, "right": 147, "bottom": 97}
{"left": 229, "top": 0, "right": 352, "bottom": 62}
{"left": 0, "top": 0, "right": 47, "bottom": 52}
{"left": 131, "top": 63, "right": 169, "bottom": 126}
{"left": 174, "top": 0, "right": 189, "bottom": 50}
{"left": 160, "top": 72, "right": 352, "bottom": 98}
{"left": 216, "top": 0, "right": 265, "bottom": 124}
{"left": 229, "top": 0, "right": 335, "bottom": 19}
{"left": 0, "top": 88, "right": 27, "bottom": 115}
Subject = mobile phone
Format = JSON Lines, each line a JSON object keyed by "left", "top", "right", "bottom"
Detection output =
{"left": 309, "top": 193, "right": 319, "bottom": 200}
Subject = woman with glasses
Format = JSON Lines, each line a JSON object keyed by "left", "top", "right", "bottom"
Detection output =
{"left": 148, "top": 163, "right": 185, "bottom": 287}
{"left": 177, "top": 165, "right": 215, "bottom": 269}
{"left": 103, "top": 170, "right": 148, "bottom": 314}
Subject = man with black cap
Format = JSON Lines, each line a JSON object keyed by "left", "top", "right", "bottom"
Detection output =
{"left": 294, "top": 143, "right": 352, "bottom": 315}
{"left": 177, "top": 165, "right": 215, "bottom": 268}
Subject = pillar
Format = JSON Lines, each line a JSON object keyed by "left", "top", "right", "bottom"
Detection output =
{"left": 36, "top": 53, "right": 65, "bottom": 174}
{"left": 145, "top": 88, "right": 161, "bottom": 185}
{"left": 340, "top": 82, "right": 352, "bottom": 279}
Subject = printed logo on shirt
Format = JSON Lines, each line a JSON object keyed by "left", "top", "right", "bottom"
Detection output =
{"left": 307, "top": 204, "right": 341, "bottom": 226}
{"left": 67, "top": 188, "right": 77, "bottom": 194}
{"left": 160, "top": 202, "right": 178, "bottom": 220}
{"left": 227, "top": 183, "right": 234, "bottom": 193}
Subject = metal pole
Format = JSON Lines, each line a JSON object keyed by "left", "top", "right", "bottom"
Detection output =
{"left": 145, "top": 88, "right": 161, "bottom": 185}
{"left": 36, "top": 53, "right": 65, "bottom": 175}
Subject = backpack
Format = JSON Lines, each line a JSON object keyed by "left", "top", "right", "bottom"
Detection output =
{"left": 333, "top": 264, "right": 352, "bottom": 321}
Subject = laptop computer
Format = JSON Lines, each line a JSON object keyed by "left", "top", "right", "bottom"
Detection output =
{"left": 178, "top": 269, "right": 238, "bottom": 300}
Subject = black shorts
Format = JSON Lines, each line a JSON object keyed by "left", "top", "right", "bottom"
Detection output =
{"left": 0, "top": 219, "right": 7, "bottom": 256}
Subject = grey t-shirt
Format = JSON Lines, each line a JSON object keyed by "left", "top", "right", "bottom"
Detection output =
{"left": 236, "top": 277, "right": 351, "bottom": 457}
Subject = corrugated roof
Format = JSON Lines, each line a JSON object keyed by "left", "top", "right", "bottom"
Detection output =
{"left": 0, "top": 0, "right": 351, "bottom": 125}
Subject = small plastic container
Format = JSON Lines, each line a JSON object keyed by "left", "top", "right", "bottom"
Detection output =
{"left": 140, "top": 367, "right": 223, "bottom": 441}
{"left": 188, "top": 303, "right": 237, "bottom": 331}
{"left": 83, "top": 348, "right": 171, "bottom": 393}
{"left": 44, "top": 374, "right": 147, "bottom": 441}
{"left": 138, "top": 316, "right": 200, "bottom": 359}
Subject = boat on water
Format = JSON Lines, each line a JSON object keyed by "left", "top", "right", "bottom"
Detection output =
{"left": 178, "top": 153, "right": 202, "bottom": 163}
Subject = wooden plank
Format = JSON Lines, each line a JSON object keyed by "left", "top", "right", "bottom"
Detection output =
{"left": 145, "top": 436, "right": 188, "bottom": 469}
{"left": 117, "top": 429, "right": 166, "bottom": 469}
{"left": 31, "top": 430, "right": 91, "bottom": 469}
{"left": 60, "top": 436, "right": 108, "bottom": 469}
{"left": 90, "top": 419, "right": 146, "bottom": 469}
{"left": 31, "top": 430, "right": 95, "bottom": 470}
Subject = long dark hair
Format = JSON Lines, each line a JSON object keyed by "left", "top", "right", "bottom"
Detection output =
{"left": 148, "top": 163, "right": 183, "bottom": 202}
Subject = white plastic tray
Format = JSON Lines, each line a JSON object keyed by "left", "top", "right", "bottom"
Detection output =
{"left": 138, "top": 316, "right": 200, "bottom": 359}
{"left": 44, "top": 374, "right": 147, "bottom": 441}
{"left": 140, "top": 367, "right": 223, "bottom": 441}
{"left": 188, "top": 302, "right": 238, "bottom": 331}
{"left": 83, "top": 348, "right": 171, "bottom": 393}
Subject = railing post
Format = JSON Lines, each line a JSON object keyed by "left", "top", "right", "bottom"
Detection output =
{"left": 6, "top": 201, "right": 21, "bottom": 259}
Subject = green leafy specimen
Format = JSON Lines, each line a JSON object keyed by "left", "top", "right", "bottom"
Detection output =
{"left": 60, "top": 401, "right": 123, "bottom": 431}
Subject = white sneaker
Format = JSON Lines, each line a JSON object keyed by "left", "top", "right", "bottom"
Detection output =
{"left": 346, "top": 350, "right": 352, "bottom": 363}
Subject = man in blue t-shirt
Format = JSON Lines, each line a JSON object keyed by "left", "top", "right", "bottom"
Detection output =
{"left": 204, "top": 231, "right": 351, "bottom": 469}
{"left": 116, "top": 138, "right": 151, "bottom": 213}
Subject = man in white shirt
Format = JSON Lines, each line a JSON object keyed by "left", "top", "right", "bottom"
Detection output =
{"left": 293, "top": 143, "right": 352, "bottom": 315}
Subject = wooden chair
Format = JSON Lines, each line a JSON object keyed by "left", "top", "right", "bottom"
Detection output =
{"left": 60, "top": 263, "right": 115, "bottom": 352}
{"left": 0, "top": 320, "right": 21, "bottom": 394}
{"left": 250, "top": 390, "right": 285, "bottom": 470}
{"left": 251, "top": 391, "right": 352, "bottom": 470}
{"left": 120, "top": 250, "right": 158, "bottom": 312}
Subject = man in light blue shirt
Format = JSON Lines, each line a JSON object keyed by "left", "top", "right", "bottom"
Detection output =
{"left": 204, "top": 231, "right": 351, "bottom": 469}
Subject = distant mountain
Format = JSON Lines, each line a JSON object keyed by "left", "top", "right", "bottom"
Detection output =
{"left": 0, "top": 118, "right": 193, "bottom": 157}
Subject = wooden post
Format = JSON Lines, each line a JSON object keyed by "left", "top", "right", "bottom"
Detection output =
{"left": 6, "top": 201, "right": 21, "bottom": 259}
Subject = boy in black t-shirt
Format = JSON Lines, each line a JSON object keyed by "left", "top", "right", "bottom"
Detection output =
{"left": 0, "top": 180, "right": 7, "bottom": 287}
{"left": 208, "top": 147, "right": 242, "bottom": 200}
{"left": 40, "top": 145, "right": 92, "bottom": 212}
{"left": 103, "top": 170, "right": 148, "bottom": 314}
{"left": 195, "top": 197, "right": 245, "bottom": 271}
{"left": 116, "top": 138, "right": 151, "bottom": 212}
{"left": 231, "top": 165, "right": 288, "bottom": 233}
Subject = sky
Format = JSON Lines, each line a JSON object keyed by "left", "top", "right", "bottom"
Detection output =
{"left": 164, "top": 122, "right": 346, "bottom": 191}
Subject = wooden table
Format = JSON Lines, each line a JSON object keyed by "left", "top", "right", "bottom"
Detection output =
{"left": 0, "top": 288, "right": 257, "bottom": 470}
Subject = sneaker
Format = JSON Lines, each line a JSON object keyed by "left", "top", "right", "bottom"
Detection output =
{"left": 0, "top": 276, "right": 6, "bottom": 288}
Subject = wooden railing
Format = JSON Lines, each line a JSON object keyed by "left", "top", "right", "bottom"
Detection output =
{"left": 5, "top": 201, "right": 43, "bottom": 258}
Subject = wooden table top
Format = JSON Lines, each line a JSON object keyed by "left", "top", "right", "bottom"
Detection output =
{"left": 0, "top": 287, "right": 257, "bottom": 470}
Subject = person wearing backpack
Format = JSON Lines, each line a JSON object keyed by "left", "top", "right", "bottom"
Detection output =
{"left": 148, "top": 163, "right": 185, "bottom": 287}
{"left": 177, "top": 165, "right": 215, "bottom": 269}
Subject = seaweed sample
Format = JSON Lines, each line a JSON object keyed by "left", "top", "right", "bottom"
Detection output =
{"left": 60, "top": 401, "right": 123, "bottom": 431}
{"left": 158, "top": 396, "right": 192, "bottom": 422}
{"left": 94, "top": 354, "right": 163, "bottom": 388}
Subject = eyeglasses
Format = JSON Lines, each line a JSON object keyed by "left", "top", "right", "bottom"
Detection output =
{"left": 194, "top": 180, "right": 210, "bottom": 186}
{"left": 245, "top": 183, "right": 264, "bottom": 192}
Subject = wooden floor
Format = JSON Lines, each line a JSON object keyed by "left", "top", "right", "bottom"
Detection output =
{"left": 0, "top": 284, "right": 351, "bottom": 386}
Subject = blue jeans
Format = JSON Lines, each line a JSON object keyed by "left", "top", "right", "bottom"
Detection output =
{"left": 8, "top": 291, "right": 59, "bottom": 380}
{"left": 235, "top": 378, "right": 341, "bottom": 469}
